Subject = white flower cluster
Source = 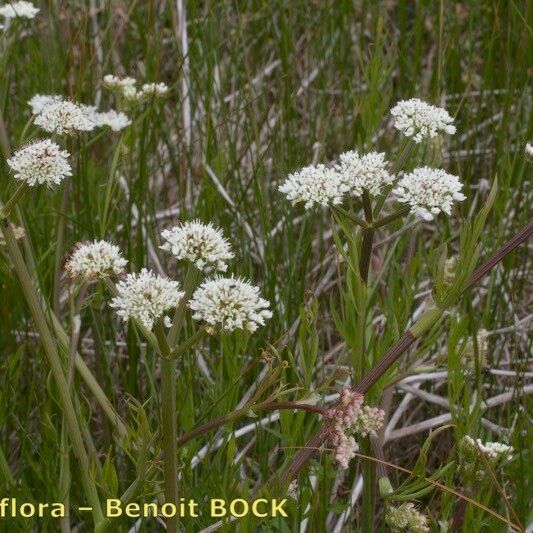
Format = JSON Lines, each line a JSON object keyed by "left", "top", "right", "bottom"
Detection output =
{"left": 0, "top": 1, "right": 38, "bottom": 19}
{"left": 459, "top": 435, "right": 513, "bottom": 480}
{"left": 7, "top": 139, "right": 72, "bottom": 187}
{"left": 110, "top": 269, "right": 184, "bottom": 330}
{"left": 28, "top": 94, "right": 63, "bottom": 114}
{"left": 29, "top": 95, "right": 131, "bottom": 133}
{"left": 141, "top": 82, "right": 169, "bottom": 98}
{"left": 385, "top": 503, "right": 430, "bottom": 533}
{"left": 391, "top": 98, "right": 456, "bottom": 143}
{"left": 103, "top": 74, "right": 169, "bottom": 103}
{"left": 393, "top": 166, "right": 465, "bottom": 220}
{"left": 160, "top": 220, "right": 233, "bottom": 272}
{"left": 65, "top": 240, "right": 127, "bottom": 281}
{"left": 278, "top": 163, "right": 348, "bottom": 209}
{"left": 34, "top": 99, "right": 96, "bottom": 135}
{"left": 189, "top": 276, "right": 272, "bottom": 333}
{"left": 336, "top": 150, "right": 393, "bottom": 197}
{"left": 327, "top": 389, "right": 385, "bottom": 469}
{"left": 84, "top": 107, "right": 131, "bottom": 131}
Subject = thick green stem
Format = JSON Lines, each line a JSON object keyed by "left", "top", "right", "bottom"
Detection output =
{"left": 167, "top": 264, "right": 199, "bottom": 349}
{"left": 53, "top": 181, "right": 70, "bottom": 314}
{"left": 160, "top": 358, "right": 179, "bottom": 532}
{"left": 0, "top": 219, "right": 104, "bottom": 525}
{"left": 155, "top": 323, "right": 179, "bottom": 533}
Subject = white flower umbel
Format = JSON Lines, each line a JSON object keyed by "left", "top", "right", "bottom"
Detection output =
{"left": 459, "top": 435, "right": 513, "bottom": 480}
{"left": 140, "top": 82, "right": 169, "bottom": 99}
{"left": 65, "top": 240, "right": 127, "bottom": 281}
{"left": 160, "top": 220, "right": 233, "bottom": 272}
{"left": 28, "top": 94, "right": 63, "bottom": 115}
{"left": 279, "top": 163, "right": 348, "bottom": 209}
{"left": 0, "top": 1, "right": 39, "bottom": 19}
{"left": 34, "top": 100, "right": 96, "bottom": 135}
{"left": 103, "top": 74, "right": 138, "bottom": 100}
{"left": 461, "top": 436, "right": 513, "bottom": 461}
{"left": 7, "top": 139, "right": 72, "bottom": 187}
{"left": 385, "top": 503, "right": 430, "bottom": 533}
{"left": 336, "top": 151, "right": 394, "bottom": 197}
{"left": 90, "top": 110, "right": 131, "bottom": 131}
{"left": 110, "top": 269, "right": 184, "bottom": 330}
{"left": 189, "top": 276, "right": 272, "bottom": 334}
{"left": 393, "top": 166, "right": 465, "bottom": 220}
{"left": 391, "top": 98, "right": 456, "bottom": 143}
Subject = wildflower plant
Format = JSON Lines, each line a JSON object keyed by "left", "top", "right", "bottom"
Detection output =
{"left": 0, "top": 5, "right": 531, "bottom": 533}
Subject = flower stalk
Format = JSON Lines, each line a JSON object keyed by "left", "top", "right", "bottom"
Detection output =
{"left": 0, "top": 219, "right": 104, "bottom": 525}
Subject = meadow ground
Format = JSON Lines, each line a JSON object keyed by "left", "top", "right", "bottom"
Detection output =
{"left": 0, "top": 1, "right": 532, "bottom": 531}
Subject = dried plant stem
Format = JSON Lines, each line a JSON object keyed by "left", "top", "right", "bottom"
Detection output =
{"left": 272, "top": 218, "right": 532, "bottom": 491}
{"left": 359, "top": 189, "right": 375, "bottom": 532}
{"left": 0, "top": 219, "right": 104, "bottom": 525}
{"left": 176, "top": 401, "right": 328, "bottom": 448}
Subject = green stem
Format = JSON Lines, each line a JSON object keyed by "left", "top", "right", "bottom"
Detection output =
{"left": 0, "top": 182, "right": 29, "bottom": 218}
{"left": 155, "top": 323, "right": 179, "bottom": 533}
{"left": 372, "top": 205, "right": 411, "bottom": 229}
{"left": 0, "top": 219, "right": 104, "bottom": 525}
{"left": 53, "top": 180, "right": 70, "bottom": 314}
{"left": 169, "top": 327, "right": 207, "bottom": 360}
{"left": 59, "top": 419, "right": 71, "bottom": 533}
{"left": 330, "top": 204, "right": 369, "bottom": 229}
{"left": 167, "top": 264, "right": 199, "bottom": 349}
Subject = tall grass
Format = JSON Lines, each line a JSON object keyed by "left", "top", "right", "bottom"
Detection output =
{"left": 0, "top": 1, "right": 531, "bottom": 531}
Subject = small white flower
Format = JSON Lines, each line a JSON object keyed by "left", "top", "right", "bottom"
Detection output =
{"left": 34, "top": 100, "right": 96, "bottom": 135}
{"left": 160, "top": 220, "right": 233, "bottom": 272}
{"left": 336, "top": 150, "right": 394, "bottom": 197}
{"left": 393, "top": 166, "right": 465, "bottom": 220}
{"left": 385, "top": 503, "right": 429, "bottom": 533}
{"left": 391, "top": 98, "right": 456, "bottom": 143}
{"left": 103, "top": 74, "right": 137, "bottom": 91}
{"left": 462, "top": 436, "right": 513, "bottom": 461}
{"left": 103, "top": 74, "right": 140, "bottom": 101}
{"left": 140, "top": 82, "right": 169, "bottom": 98}
{"left": 110, "top": 268, "right": 184, "bottom": 330}
{"left": 0, "top": 1, "right": 39, "bottom": 19}
{"left": 459, "top": 435, "right": 513, "bottom": 480}
{"left": 65, "top": 240, "right": 127, "bottom": 280}
{"left": 7, "top": 139, "right": 72, "bottom": 187}
{"left": 189, "top": 276, "right": 272, "bottom": 333}
{"left": 279, "top": 163, "right": 348, "bottom": 209}
{"left": 525, "top": 142, "right": 533, "bottom": 161}
{"left": 90, "top": 110, "right": 131, "bottom": 131}
{"left": 28, "top": 94, "right": 63, "bottom": 115}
